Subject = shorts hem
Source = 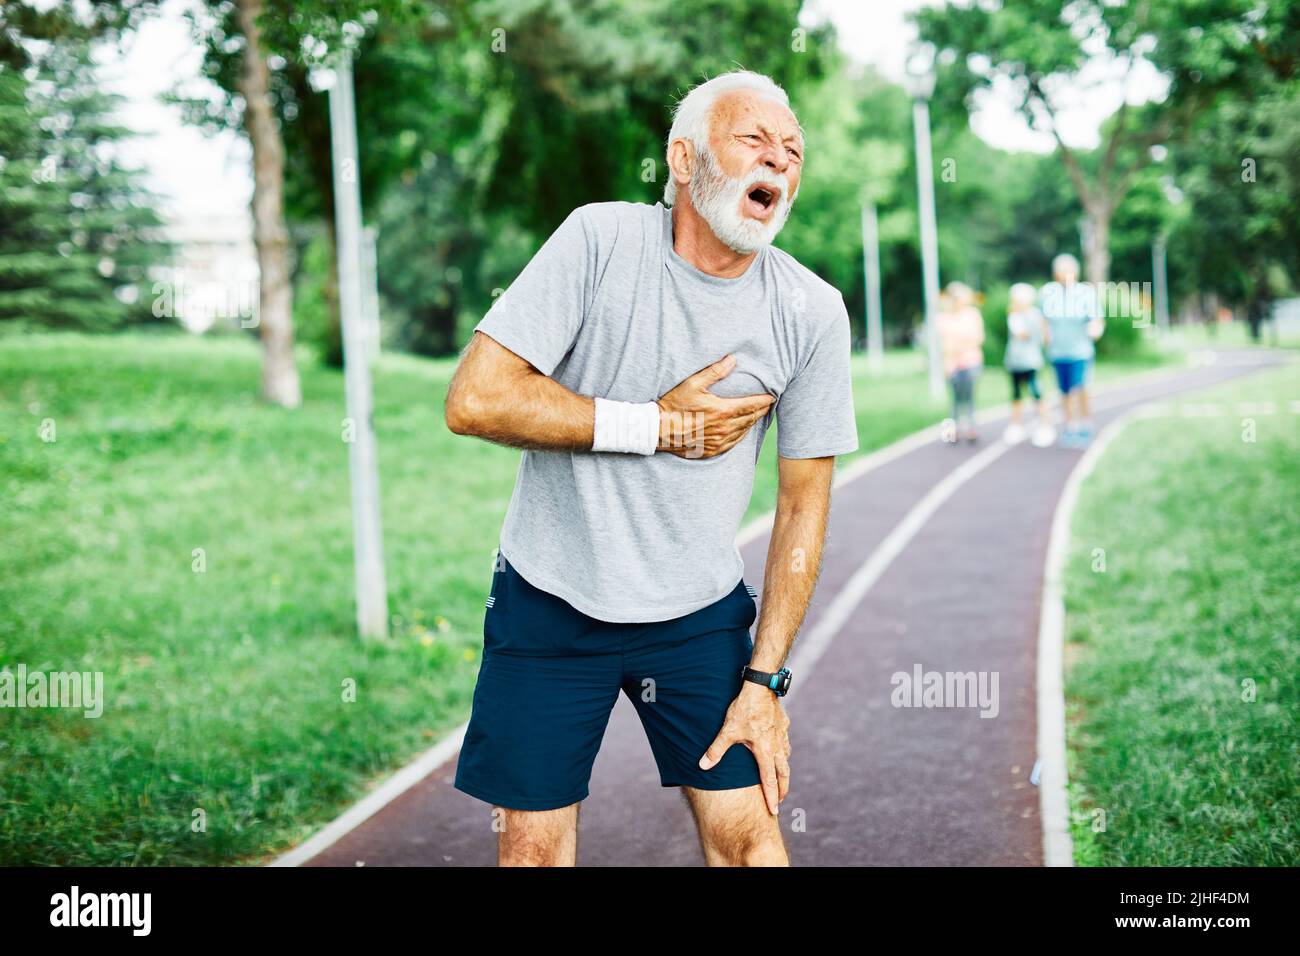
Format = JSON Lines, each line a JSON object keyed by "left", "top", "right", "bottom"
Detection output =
{"left": 453, "top": 778, "right": 588, "bottom": 812}
{"left": 658, "top": 775, "right": 761, "bottom": 792}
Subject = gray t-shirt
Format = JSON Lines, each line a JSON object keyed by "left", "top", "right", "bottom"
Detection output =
{"left": 474, "top": 200, "right": 859, "bottom": 623}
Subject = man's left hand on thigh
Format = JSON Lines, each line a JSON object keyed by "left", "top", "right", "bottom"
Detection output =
{"left": 698, "top": 682, "right": 791, "bottom": 815}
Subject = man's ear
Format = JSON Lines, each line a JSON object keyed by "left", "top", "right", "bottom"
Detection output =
{"left": 667, "top": 138, "right": 694, "bottom": 194}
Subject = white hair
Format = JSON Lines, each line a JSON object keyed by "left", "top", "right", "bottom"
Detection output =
{"left": 1052, "top": 253, "right": 1080, "bottom": 278}
{"left": 1009, "top": 282, "right": 1037, "bottom": 308}
{"left": 662, "top": 71, "right": 792, "bottom": 207}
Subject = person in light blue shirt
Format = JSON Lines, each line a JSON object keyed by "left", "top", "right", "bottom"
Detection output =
{"left": 1040, "top": 254, "right": 1104, "bottom": 447}
{"left": 1003, "top": 282, "right": 1055, "bottom": 447}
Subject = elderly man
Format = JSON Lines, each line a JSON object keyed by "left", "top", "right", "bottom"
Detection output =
{"left": 1040, "top": 253, "right": 1104, "bottom": 447}
{"left": 444, "top": 70, "right": 858, "bottom": 867}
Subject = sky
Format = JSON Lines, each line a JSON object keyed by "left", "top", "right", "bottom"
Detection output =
{"left": 98, "top": 0, "right": 1166, "bottom": 224}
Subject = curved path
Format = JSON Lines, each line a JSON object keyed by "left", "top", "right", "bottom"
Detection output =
{"left": 294, "top": 349, "right": 1286, "bottom": 867}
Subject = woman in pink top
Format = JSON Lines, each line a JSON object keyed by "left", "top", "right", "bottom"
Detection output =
{"left": 935, "top": 282, "right": 985, "bottom": 443}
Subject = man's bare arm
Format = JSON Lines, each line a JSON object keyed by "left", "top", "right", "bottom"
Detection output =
{"left": 444, "top": 330, "right": 774, "bottom": 457}
{"left": 444, "top": 331, "right": 596, "bottom": 451}
{"left": 750, "top": 455, "right": 835, "bottom": 671}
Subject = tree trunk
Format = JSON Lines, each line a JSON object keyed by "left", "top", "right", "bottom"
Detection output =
{"left": 236, "top": 0, "right": 301, "bottom": 408}
{"left": 1082, "top": 201, "right": 1112, "bottom": 286}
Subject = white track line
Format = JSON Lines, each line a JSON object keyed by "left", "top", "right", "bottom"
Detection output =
{"left": 736, "top": 356, "right": 1189, "bottom": 549}
{"left": 268, "top": 723, "right": 467, "bottom": 867}
{"left": 270, "top": 355, "right": 1217, "bottom": 866}
{"left": 788, "top": 439, "right": 1013, "bottom": 682}
{"left": 1035, "top": 410, "right": 1138, "bottom": 868}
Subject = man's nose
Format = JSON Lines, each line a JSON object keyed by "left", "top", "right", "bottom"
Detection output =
{"left": 759, "top": 142, "right": 788, "bottom": 176}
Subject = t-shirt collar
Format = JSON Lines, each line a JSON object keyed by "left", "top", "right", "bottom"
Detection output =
{"left": 659, "top": 202, "right": 766, "bottom": 292}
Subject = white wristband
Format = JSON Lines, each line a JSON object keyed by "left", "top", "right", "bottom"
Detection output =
{"left": 592, "top": 397, "right": 661, "bottom": 455}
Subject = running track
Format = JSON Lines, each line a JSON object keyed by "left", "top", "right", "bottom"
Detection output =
{"left": 297, "top": 349, "right": 1287, "bottom": 867}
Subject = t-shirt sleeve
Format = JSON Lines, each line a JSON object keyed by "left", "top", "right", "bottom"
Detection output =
{"left": 776, "top": 300, "right": 860, "bottom": 460}
{"left": 472, "top": 206, "right": 595, "bottom": 377}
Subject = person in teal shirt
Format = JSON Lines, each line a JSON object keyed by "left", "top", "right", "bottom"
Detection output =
{"left": 1039, "top": 253, "right": 1103, "bottom": 447}
{"left": 1003, "top": 282, "right": 1055, "bottom": 447}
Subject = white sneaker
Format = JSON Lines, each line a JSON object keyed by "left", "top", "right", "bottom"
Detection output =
{"left": 1031, "top": 424, "right": 1057, "bottom": 448}
{"left": 1003, "top": 423, "right": 1027, "bottom": 445}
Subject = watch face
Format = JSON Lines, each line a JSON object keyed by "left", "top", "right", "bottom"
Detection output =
{"left": 777, "top": 669, "right": 792, "bottom": 695}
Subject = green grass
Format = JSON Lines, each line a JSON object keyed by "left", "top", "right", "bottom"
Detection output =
{"left": 0, "top": 325, "right": 1197, "bottom": 864}
{"left": 1063, "top": 360, "right": 1300, "bottom": 865}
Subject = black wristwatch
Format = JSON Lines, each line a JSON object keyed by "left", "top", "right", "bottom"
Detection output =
{"left": 742, "top": 665, "right": 792, "bottom": 698}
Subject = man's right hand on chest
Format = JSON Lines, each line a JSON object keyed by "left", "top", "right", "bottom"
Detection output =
{"left": 655, "top": 354, "right": 774, "bottom": 460}
{"left": 446, "top": 334, "right": 771, "bottom": 460}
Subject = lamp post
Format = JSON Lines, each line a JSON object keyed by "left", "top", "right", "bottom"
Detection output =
{"left": 314, "top": 51, "right": 390, "bottom": 640}
{"left": 904, "top": 43, "right": 945, "bottom": 401}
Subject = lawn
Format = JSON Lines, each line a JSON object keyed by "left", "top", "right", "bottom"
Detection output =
{"left": 1063, "top": 359, "right": 1299, "bottom": 865}
{"left": 0, "top": 324, "right": 1207, "bottom": 863}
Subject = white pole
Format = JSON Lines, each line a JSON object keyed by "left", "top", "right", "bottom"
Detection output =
{"left": 327, "top": 52, "right": 389, "bottom": 640}
{"left": 862, "top": 202, "right": 884, "bottom": 373}
{"left": 363, "top": 224, "right": 381, "bottom": 362}
{"left": 912, "top": 97, "right": 944, "bottom": 401}
{"left": 1152, "top": 237, "right": 1169, "bottom": 334}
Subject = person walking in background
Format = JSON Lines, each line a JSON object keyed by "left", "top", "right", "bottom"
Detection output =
{"left": 1002, "top": 282, "right": 1055, "bottom": 447}
{"left": 936, "top": 281, "right": 984, "bottom": 444}
{"left": 1040, "top": 254, "right": 1102, "bottom": 448}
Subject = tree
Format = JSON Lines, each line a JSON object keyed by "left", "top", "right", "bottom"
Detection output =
{"left": 0, "top": 1, "right": 166, "bottom": 329}
{"left": 37, "top": 41, "right": 167, "bottom": 324}
{"left": 913, "top": 0, "right": 1292, "bottom": 285}
{"left": 1168, "top": 79, "right": 1300, "bottom": 337}
{"left": 0, "top": 63, "right": 97, "bottom": 326}
{"left": 178, "top": 1, "right": 442, "bottom": 374}
{"left": 233, "top": 0, "right": 300, "bottom": 406}
{"left": 0, "top": 42, "right": 166, "bottom": 329}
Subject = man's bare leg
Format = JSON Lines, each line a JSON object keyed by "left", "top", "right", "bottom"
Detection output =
{"left": 683, "top": 785, "right": 788, "bottom": 866}
{"left": 497, "top": 803, "right": 580, "bottom": 867}
{"left": 1061, "top": 390, "right": 1076, "bottom": 430}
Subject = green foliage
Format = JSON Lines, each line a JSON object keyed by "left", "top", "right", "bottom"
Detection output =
{"left": 291, "top": 226, "right": 342, "bottom": 365}
{"left": 0, "top": 1, "right": 159, "bottom": 70}
{"left": 0, "top": 44, "right": 167, "bottom": 330}
{"left": 1168, "top": 78, "right": 1300, "bottom": 319}
{"left": 978, "top": 283, "right": 1010, "bottom": 369}
{"left": 11, "top": 0, "right": 1294, "bottom": 355}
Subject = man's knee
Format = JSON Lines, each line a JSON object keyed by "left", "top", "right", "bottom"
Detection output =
{"left": 686, "top": 787, "right": 788, "bottom": 867}
{"left": 496, "top": 803, "right": 579, "bottom": 867}
{"left": 707, "top": 818, "right": 787, "bottom": 867}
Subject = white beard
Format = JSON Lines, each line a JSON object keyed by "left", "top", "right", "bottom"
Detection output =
{"left": 689, "top": 147, "right": 794, "bottom": 255}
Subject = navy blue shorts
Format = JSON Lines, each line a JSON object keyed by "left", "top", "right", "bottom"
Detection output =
{"left": 454, "top": 555, "right": 762, "bottom": 811}
{"left": 1052, "top": 358, "right": 1088, "bottom": 394}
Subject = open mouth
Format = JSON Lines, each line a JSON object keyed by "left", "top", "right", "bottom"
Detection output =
{"left": 745, "top": 184, "right": 779, "bottom": 218}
